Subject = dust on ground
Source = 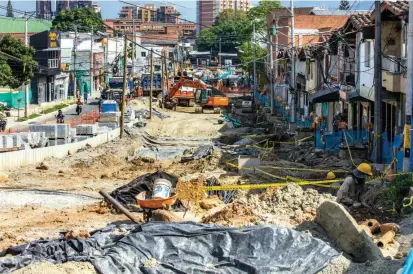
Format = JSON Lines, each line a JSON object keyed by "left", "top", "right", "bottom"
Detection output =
{"left": 13, "top": 261, "right": 97, "bottom": 274}
{"left": 202, "top": 202, "right": 259, "bottom": 226}
{"left": 0, "top": 98, "right": 224, "bottom": 253}
{"left": 1, "top": 97, "right": 412, "bottom": 274}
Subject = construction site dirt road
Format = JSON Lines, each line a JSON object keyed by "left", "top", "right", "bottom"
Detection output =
{"left": 0, "top": 97, "right": 412, "bottom": 274}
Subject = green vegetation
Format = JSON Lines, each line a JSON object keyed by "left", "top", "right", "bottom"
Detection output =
{"left": 378, "top": 174, "right": 413, "bottom": 212}
{"left": 6, "top": 0, "right": 13, "bottom": 17}
{"left": 0, "top": 36, "right": 37, "bottom": 89}
{"left": 42, "top": 103, "right": 69, "bottom": 114}
{"left": 52, "top": 8, "right": 104, "bottom": 32}
{"left": 17, "top": 113, "right": 41, "bottom": 122}
{"left": 339, "top": 0, "right": 350, "bottom": 10}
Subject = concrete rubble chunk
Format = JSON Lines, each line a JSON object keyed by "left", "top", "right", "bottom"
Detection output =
{"left": 316, "top": 200, "right": 384, "bottom": 262}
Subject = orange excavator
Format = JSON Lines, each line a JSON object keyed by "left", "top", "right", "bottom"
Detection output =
{"left": 163, "top": 77, "right": 229, "bottom": 113}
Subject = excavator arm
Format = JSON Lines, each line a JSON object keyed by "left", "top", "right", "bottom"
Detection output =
{"left": 167, "top": 77, "right": 185, "bottom": 99}
{"left": 167, "top": 77, "right": 207, "bottom": 99}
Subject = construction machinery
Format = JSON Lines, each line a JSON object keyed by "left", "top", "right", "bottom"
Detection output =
{"left": 194, "top": 86, "right": 229, "bottom": 113}
{"left": 163, "top": 76, "right": 229, "bottom": 113}
{"left": 163, "top": 77, "right": 204, "bottom": 109}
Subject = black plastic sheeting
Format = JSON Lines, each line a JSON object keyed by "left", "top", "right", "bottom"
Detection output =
{"left": 0, "top": 222, "right": 339, "bottom": 274}
{"left": 110, "top": 171, "right": 178, "bottom": 207}
{"left": 181, "top": 145, "right": 213, "bottom": 162}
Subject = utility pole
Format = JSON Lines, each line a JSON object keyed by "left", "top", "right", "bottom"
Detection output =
{"left": 90, "top": 26, "right": 93, "bottom": 97}
{"left": 164, "top": 48, "right": 169, "bottom": 88}
{"left": 274, "top": 19, "right": 279, "bottom": 107}
{"left": 24, "top": 11, "right": 29, "bottom": 117}
{"left": 120, "top": 33, "right": 128, "bottom": 138}
{"left": 219, "top": 37, "right": 222, "bottom": 66}
{"left": 149, "top": 48, "right": 153, "bottom": 119}
{"left": 161, "top": 49, "right": 165, "bottom": 92}
{"left": 269, "top": 30, "right": 274, "bottom": 115}
{"left": 406, "top": 1, "right": 413, "bottom": 171}
{"left": 132, "top": 16, "right": 135, "bottom": 75}
{"left": 290, "top": 0, "right": 296, "bottom": 123}
{"left": 74, "top": 24, "right": 78, "bottom": 98}
{"left": 374, "top": 0, "right": 383, "bottom": 164}
{"left": 253, "top": 22, "right": 257, "bottom": 95}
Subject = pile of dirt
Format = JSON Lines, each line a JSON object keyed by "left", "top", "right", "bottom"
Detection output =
{"left": 175, "top": 176, "right": 207, "bottom": 203}
{"left": 202, "top": 202, "right": 259, "bottom": 226}
{"left": 237, "top": 183, "right": 334, "bottom": 226}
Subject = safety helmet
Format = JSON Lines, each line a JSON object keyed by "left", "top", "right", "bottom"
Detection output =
{"left": 353, "top": 163, "right": 373, "bottom": 178}
{"left": 326, "top": 171, "right": 336, "bottom": 180}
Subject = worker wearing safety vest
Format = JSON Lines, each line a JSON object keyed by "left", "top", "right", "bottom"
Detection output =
{"left": 336, "top": 163, "right": 373, "bottom": 208}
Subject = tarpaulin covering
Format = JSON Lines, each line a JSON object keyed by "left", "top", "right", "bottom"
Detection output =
{"left": 0, "top": 222, "right": 339, "bottom": 274}
{"left": 134, "top": 146, "right": 189, "bottom": 160}
{"left": 181, "top": 145, "right": 213, "bottom": 162}
{"left": 110, "top": 171, "right": 178, "bottom": 207}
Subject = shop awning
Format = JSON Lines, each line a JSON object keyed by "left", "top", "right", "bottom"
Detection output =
{"left": 308, "top": 86, "right": 340, "bottom": 103}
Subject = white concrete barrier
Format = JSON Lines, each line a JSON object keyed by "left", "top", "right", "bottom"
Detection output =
{"left": 0, "top": 128, "right": 120, "bottom": 171}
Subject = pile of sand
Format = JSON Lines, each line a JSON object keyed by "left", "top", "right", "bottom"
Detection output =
{"left": 202, "top": 202, "right": 259, "bottom": 227}
{"left": 237, "top": 184, "right": 334, "bottom": 226}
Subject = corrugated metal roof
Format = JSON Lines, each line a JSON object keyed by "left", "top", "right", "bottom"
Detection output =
{"left": 0, "top": 17, "right": 52, "bottom": 34}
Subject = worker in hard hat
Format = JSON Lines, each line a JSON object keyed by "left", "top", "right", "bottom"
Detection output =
{"left": 336, "top": 163, "right": 372, "bottom": 208}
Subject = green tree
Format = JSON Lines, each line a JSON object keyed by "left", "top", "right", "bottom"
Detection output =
{"left": 247, "top": 0, "right": 282, "bottom": 35}
{"left": 196, "top": 0, "right": 282, "bottom": 53}
{"left": 52, "top": 8, "right": 104, "bottom": 32}
{"left": 196, "top": 28, "right": 217, "bottom": 51}
{"left": 339, "top": 0, "right": 350, "bottom": 10}
{"left": 238, "top": 41, "right": 267, "bottom": 74}
{"left": 6, "top": 0, "right": 13, "bottom": 18}
{"left": 0, "top": 36, "right": 36, "bottom": 89}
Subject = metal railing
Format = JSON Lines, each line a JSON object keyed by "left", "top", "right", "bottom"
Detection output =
{"left": 382, "top": 55, "right": 406, "bottom": 73}
{"left": 48, "top": 59, "right": 59, "bottom": 69}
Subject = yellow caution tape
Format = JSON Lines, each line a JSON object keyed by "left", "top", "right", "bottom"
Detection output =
{"left": 199, "top": 179, "right": 342, "bottom": 191}
{"left": 260, "top": 165, "right": 349, "bottom": 173}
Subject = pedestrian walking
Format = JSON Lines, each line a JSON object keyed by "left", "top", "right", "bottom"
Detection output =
{"left": 83, "top": 91, "right": 88, "bottom": 104}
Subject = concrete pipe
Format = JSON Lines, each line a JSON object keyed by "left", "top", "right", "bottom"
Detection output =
{"left": 377, "top": 230, "right": 396, "bottom": 248}
{"left": 361, "top": 219, "right": 381, "bottom": 234}
{"left": 380, "top": 223, "right": 400, "bottom": 234}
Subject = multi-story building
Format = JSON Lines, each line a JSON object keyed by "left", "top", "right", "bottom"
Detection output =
{"left": 158, "top": 6, "right": 180, "bottom": 24}
{"left": 138, "top": 4, "right": 157, "bottom": 23}
{"left": 196, "top": 0, "right": 251, "bottom": 33}
{"left": 120, "top": 5, "right": 180, "bottom": 23}
{"left": 103, "top": 20, "right": 196, "bottom": 40}
{"left": 119, "top": 6, "right": 137, "bottom": 20}
{"left": 56, "top": 0, "right": 92, "bottom": 14}
{"left": 36, "top": 0, "right": 53, "bottom": 19}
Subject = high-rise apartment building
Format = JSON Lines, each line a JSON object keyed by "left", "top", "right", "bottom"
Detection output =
{"left": 119, "top": 4, "right": 180, "bottom": 23}
{"left": 56, "top": 0, "right": 92, "bottom": 14}
{"left": 36, "top": 0, "right": 53, "bottom": 19}
{"left": 158, "top": 6, "right": 180, "bottom": 24}
{"left": 137, "top": 4, "right": 157, "bottom": 23}
{"left": 196, "top": 0, "right": 250, "bottom": 34}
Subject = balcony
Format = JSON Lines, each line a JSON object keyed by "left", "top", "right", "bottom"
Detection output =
{"left": 48, "top": 59, "right": 59, "bottom": 69}
{"left": 382, "top": 55, "right": 407, "bottom": 93}
{"left": 382, "top": 55, "right": 406, "bottom": 74}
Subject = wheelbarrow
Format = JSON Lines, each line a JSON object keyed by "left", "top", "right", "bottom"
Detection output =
{"left": 136, "top": 191, "right": 178, "bottom": 222}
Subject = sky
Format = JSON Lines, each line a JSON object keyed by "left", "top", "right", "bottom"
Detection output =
{"left": 0, "top": 1, "right": 375, "bottom": 22}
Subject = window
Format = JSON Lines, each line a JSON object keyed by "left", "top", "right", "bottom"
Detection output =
{"left": 141, "top": 51, "right": 147, "bottom": 57}
{"left": 365, "top": 40, "right": 371, "bottom": 67}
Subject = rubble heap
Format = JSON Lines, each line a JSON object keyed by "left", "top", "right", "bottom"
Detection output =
{"left": 238, "top": 184, "right": 334, "bottom": 225}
